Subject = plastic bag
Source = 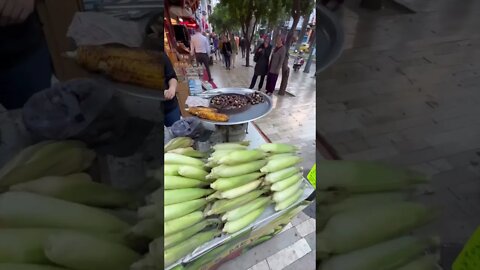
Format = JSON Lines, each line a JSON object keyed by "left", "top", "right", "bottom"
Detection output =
{"left": 170, "top": 117, "right": 204, "bottom": 139}
{"left": 22, "top": 79, "right": 116, "bottom": 140}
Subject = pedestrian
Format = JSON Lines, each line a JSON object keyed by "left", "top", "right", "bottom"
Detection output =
{"left": 0, "top": 0, "right": 53, "bottom": 110}
{"left": 220, "top": 36, "right": 233, "bottom": 70}
{"left": 190, "top": 27, "right": 213, "bottom": 82}
{"left": 265, "top": 36, "right": 286, "bottom": 96}
{"left": 240, "top": 37, "right": 247, "bottom": 58}
{"left": 163, "top": 52, "right": 181, "bottom": 127}
{"left": 212, "top": 33, "right": 219, "bottom": 61}
{"left": 230, "top": 34, "right": 238, "bottom": 68}
{"left": 249, "top": 36, "right": 272, "bottom": 91}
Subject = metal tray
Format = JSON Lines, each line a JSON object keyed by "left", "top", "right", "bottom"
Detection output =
{"left": 316, "top": 4, "right": 344, "bottom": 73}
{"left": 197, "top": 88, "right": 273, "bottom": 126}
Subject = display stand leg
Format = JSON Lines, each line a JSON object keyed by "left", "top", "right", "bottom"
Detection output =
{"left": 226, "top": 126, "right": 230, "bottom": 142}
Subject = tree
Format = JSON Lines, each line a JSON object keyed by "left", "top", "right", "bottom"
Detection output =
{"left": 295, "top": 14, "right": 310, "bottom": 51}
{"left": 209, "top": 5, "right": 239, "bottom": 34}
{"left": 278, "top": 0, "right": 315, "bottom": 95}
{"left": 220, "top": 0, "right": 284, "bottom": 67}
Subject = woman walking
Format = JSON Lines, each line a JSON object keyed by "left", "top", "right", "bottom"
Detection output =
{"left": 249, "top": 36, "right": 272, "bottom": 90}
{"left": 221, "top": 36, "right": 233, "bottom": 70}
{"left": 230, "top": 34, "right": 238, "bottom": 68}
{"left": 265, "top": 37, "right": 286, "bottom": 96}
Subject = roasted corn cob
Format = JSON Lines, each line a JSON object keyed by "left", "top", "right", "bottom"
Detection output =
{"left": 98, "top": 58, "right": 164, "bottom": 90}
{"left": 194, "top": 110, "right": 229, "bottom": 122}
{"left": 186, "top": 107, "right": 218, "bottom": 115}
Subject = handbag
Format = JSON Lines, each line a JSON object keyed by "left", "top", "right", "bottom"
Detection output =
{"left": 253, "top": 51, "right": 261, "bottom": 62}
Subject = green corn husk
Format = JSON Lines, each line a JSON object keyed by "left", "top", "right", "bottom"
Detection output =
{"left": 317, "top": 160, "right": 428, "bottom": 193}
{"left": 207, "top": 160, "right": 267, "bottom": 179}
{"left": 259, "top": 143, "right": 298, "bottom": 154}
{"left": 273, "top": 181, "right": 303, "bottom": 203}
{"left": 164, "top": 219, "right": 220, "bottom": 249}
{"left": 177, "top": 166, "right": 209, "bottom": 181}
{"left": 163, "top": 230, "right": 220, "bottom": 267}
{"left": 0, "top": 142, "right": 95, "bottom": 189}
{"left": 274, "top": 188, "right": 303, "bottom": 211}
{"left": 397, "top": 255, "right": 440, "bottom": 270}
{"left": 9, "top": 173, "right": 134, "bottom": 208}
{"left": 0, "top": 228, "right": 125, "bottom": 264}
{"left": 164, "top": 211, "right": 204, "bottom": 236}
{"left": 217, "top": 150, "right": 266, "bottom": 165}
{"left": 212, "top": 142, "right": 249, "bottom": 151}
{"left": 43, "top": 231, "right": 140, "bottom": 270}
{"left": 0, "top": 141, "right": 53, "bottom": 180}
{"left": 207, "top": 189, "right": 268, "bottom": 215}
{"left": 320, "top": 236, "right": 440, "bottom": 270}
{"left": 165, "top": 153, "right": 204, "bottom": 167}
{"left": 0, "top": 192, "right": 129, "bottom": 233}
{"left": 265, "top": 166, "right": 301, "bottom": 183}
{"left": 169, "top": 147, "right": 207, "bottom": 158}
{"left": 222, "top": 196, "right": 271, "bottom": 221}
{"left": 270, "top": 173, "right": 302, "bottom": 192}
{"left": 130, "top": 218, "right": 162, "bottom": 239}
{"left": 260, "top": 156, "right": 302, "bottom": 173}
{"left": 164, "top": 199, "right": 207, "bottom": 221}
{"left": 164, "top": 137, "right": 193, "bottom": 152}
{"left": 317, "top": 202, "right": 437, "bottom": 254}
{"left": 223, "top": 205, "right": 267, "bottom": 234}
{"left": 0, "top": 264, "right": 71, "bottom": 270}
{"left": 317, "top": 192, "right": 409, "bottom": 220}
{"left": 163, "top": 165, "right": 181, "bottom": 176}
{"left": 210, "top": 172, "right": 264, "bottom": 191}
{"left": 164, "top": 188, "right": 214, "bottom": 205}
{"left": 164, "top": 176, "right": 209, "bottom": 189}
{"left": 219, "top": 180, "right": 262, "bottom": 199}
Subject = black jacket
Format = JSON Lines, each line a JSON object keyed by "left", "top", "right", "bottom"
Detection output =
{"left": 221, "top": 41, "right": 232, "bottom": 55}
{"left": 253, "top": 44, "right": 272, "bottom": 76}
{"left": 0, "top": 13, "right": 43, "bottom": 70}
{"left": 163, "top": 53, "right": 179, "bottom": 113}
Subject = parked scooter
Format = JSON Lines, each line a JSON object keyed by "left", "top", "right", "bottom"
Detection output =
{"left": 293, "top": 53, "right": 305, "bottom": 71}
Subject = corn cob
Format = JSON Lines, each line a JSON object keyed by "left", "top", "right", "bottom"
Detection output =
{"left": 164, "top": 188, "right": 214, "bottom": 205}
{"left": 220, "top": 180, "right": 262, "bottom": 199}
{"left": 165, "top": 153, "right": 205, "bottom": 167}
{"left": 98, "top": 58, "right": 164, "bottom": 90}
{"left": 193, "top": 110, "right": 229, "bottom": 122}
{"left": 163, "top": 219, "right": 219, "bottom": 249}
{"left": 271, "top": 173, "right": 302, "bottom": 192}
{"left": 218, "top": 150, "right": 266, "bottom": 165}
{"left": 223, "top": 205, "right": 267, "bottom": 234}
{"left": 164, "top": 211, "right": 204, "bottom": 236}
{"left": 207, "top": 189, "right": 268, "bottom": 215}
{"left": 164, "top": 175, "right": 209, "bottom": 189}
{"left": 163, "top": 230, "right": 220, "bottom": 267}
{"left": 164, "top": 137, "right": 194, "bottom": 152}
{"left": 259, "top": 143, "right": 298, "bottom": 154}
{"left": 210, "top": 172, "right": 264, "bottom": 191}
{"left": 260, "top": 156, "right": 302, "bottom": 173}
{"left": 177, "top": 165, "right": 209, "bottom": 180}
{"left": 130, "top": 218, "right": 162, "bottom": 239}
{"left": 274, "top": 188, "right": 303, "bottom": 211}
{"left": 164, "top": 199, "right": 207, "bottom": 221}
{"left": 222, "top": 197, "right": 271, "bottom": 222}
{"left": 169, "top": 147, "right": 207, "bottom": 158}
{"left": 207, "top": 160, "right": 267, "bottom": 179}
{"left": 186, "top": 107, "right": 218, "bottom": 115}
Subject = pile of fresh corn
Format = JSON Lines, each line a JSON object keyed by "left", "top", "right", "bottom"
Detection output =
{"left": 206, "top": 142, "right": 271, "bottom": 234}
{"left": 0, "top": 140, "right": 142, "bottom": 270}
{"left": 133, "top": 137, "right": 221, "bottom": 268}
{"left": 259, "top": 144, "right": 305, "bottom": 211}
{"left": 317, "top": 160, "right": 442, "bottom": 270}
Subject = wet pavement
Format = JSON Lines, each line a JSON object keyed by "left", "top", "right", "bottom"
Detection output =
{"left": 211, "top": 53, "right": 317, "bottom": 270}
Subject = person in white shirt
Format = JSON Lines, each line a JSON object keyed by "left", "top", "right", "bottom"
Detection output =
{"left": 190, "top": 27, "right": 213, "bottom": 81}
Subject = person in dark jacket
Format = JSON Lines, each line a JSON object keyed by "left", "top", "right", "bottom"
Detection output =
{"left": 220, "top": 35, "right": 233, "bottom": 70}
{"left": 163, "top": 52, "right": 181, "bottom": 127}
{"left": 0, "top": 0, "right": 53, "bottom": 110}
{"left": 239, "top": 37, "right": 247, "bottom": 58}
{"left": 249, "top": 36, "right": 272, "bottom": 90}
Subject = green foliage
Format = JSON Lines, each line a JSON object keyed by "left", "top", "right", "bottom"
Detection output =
{"left": 209, "top": 4, "right": 239, "bottom": 33}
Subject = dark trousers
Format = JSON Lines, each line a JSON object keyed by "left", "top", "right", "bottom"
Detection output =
{"left": 249, "top": 75, "right": 266, "bottom": 90}
{"left": 165, "top": 105, "right": 182, "bottom": 127}
{"left": 223, "top": 53, "right": 231, "bottom": 68}
{"left": 241, "top": 47, "right": 246, "bottom": 58}
{"left": 195, "top": 53, "right": 212, "bottom": 81}
{"left": 266, "top": 72, "right": 279, "bottom": 94}
{"left": 0, "top": 41, "right": 52, "bottom": 110}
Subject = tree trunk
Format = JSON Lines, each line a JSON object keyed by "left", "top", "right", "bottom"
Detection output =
{"left": 278, "top": 14, "right": 301, "bottom": 96}
{"left": 295, "top": 15, "right": 309, "bottom": 51}
{"left": 304, "top": 38, "right": 316, "bottom": 73}
{"left": 245, "top": 17, "right": 257, "bottom": 67}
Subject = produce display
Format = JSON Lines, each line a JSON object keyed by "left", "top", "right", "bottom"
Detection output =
{"left": 247, "top": 92, "right": 266, "bottom": 105}
{"left": 316, "top": 160, "right": 442, "bottom": 270}
{"left": 159, "top": 138, "right": 308, "bottom": 268}
{"left": 210, "top": 94, "right": 249, "bottom": 111}
{"left": 0, "top": 140, "right": 141, "bottom": 270}
{"left": 65, "top": 45, "right": 164, "bottom": 90}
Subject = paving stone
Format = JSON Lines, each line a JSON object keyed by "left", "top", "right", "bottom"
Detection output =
{"left": 247, "top": 260, "right": 270, "bottom": 270}
{"left": 295, "top": 218, "right": 316, "bottom": 238}
{"left": 266, "top": 238, "right": 312, "bottom": 270}
{"left": 282, "top": 251, "right": 316, "bottom": 270}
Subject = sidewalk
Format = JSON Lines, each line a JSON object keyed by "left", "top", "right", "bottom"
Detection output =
{"left": 210, "top": 54, "right": 317, "bottom": 270}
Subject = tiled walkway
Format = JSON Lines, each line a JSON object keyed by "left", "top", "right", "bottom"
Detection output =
{"left": 317, "top": 0, "right": 480, "bottom": 263}
{"left": 211, "top": 54, "right": 317, "bottom": 270}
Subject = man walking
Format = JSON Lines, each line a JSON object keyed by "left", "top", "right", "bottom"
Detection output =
{"left": 190, "top": 27, "right": 213, "bottom": 82}
{"left": 240, "top": 37, "right": 247, "bottom": 58}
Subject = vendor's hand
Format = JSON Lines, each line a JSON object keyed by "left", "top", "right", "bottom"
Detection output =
{"left": 164, "top": 88, "right": 176, "bottom": 100}
{"left": 0, "top": 0, "right": 35, "bottom": 26}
